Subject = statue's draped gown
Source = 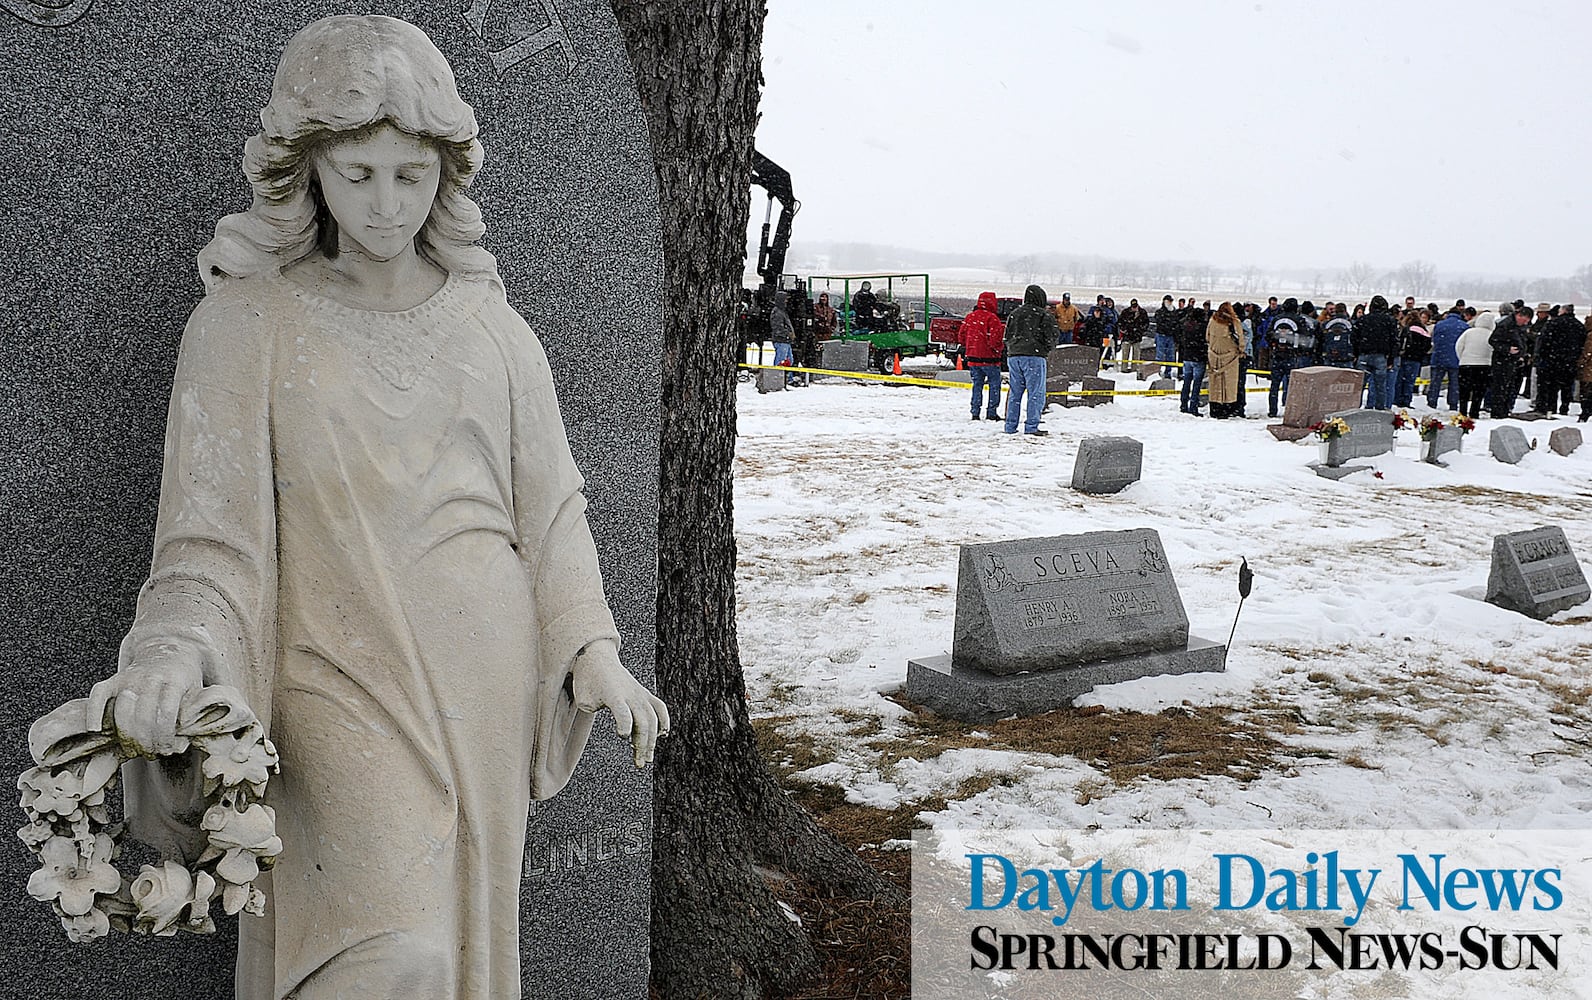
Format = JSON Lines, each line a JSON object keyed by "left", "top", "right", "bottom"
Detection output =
{"left": 121, "top": 271, "right": 619, "bottom": 999}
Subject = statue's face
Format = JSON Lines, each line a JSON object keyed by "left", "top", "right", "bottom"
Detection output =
{"left": 314, "top": 123, "right": 442, "bottom": 262}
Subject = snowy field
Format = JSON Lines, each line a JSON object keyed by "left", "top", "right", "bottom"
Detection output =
{"left": 733, "top": 370, "right": 1592, "bottom": 837}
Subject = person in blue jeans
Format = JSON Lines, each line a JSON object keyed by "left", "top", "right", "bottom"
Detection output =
{"left": 1001, "top": 284, "right": 1061, "bottom": 435}
{"left": 1351, "top": 295, "right": 1399, "bottom": 409}
{"left": 1154, "top": 295, "right": 1179, "bottom": 378}
{"left": 1394, "top": 309, "right": 1431, "bottom": 407}
{"left": 1427, "top": 303, "right": 1468, "bottom": 409}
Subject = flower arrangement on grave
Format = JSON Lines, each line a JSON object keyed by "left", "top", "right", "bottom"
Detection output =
{"left": 1310, "top": 417, "right": 1351, "bottom": 441}
{"left": 1391, "top": 409, "right": 1414, "bottom": 431}
{"left": 1417, "top": 414, "right": 1475, "bottom": 440}
{"left": 18, "top": 685, "right": 280, "bottom": 942}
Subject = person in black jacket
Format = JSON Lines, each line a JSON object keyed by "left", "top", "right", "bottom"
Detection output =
{"left": 1154, "top": 295, "right": 1180, "bottom": 378}
{"left": 1535, "top": 305, "right": 1587, "bottom": 414}
{"left": 1488, "top": 308, "right": 1528, "bottom": 418}
{"left": 1179, "top": 304, "right": 1210, "bottom": 415}
{"left": 1266, "top": 298, "right": 1307, "bottom": 417}
{"left": 1352, "top": 295, "right": 1400, "bottom": 410}
{"left": 1002, "top": 284, "right": 1061, "bottom": 435}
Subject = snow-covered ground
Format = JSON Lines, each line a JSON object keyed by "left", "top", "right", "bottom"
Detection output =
{"left": 733, "top": 369, "right": 1592, "bottom": 835}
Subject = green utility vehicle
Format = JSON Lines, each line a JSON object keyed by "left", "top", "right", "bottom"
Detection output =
{"left": 809, "top": 273, "right": 951, "bottom": 373}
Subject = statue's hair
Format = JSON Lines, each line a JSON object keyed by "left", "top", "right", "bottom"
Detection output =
{"left": 197, "top": 15, "right": 499, "bottom": 292}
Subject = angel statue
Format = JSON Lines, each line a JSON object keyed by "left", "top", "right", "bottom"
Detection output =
{"left": 81, "top": 14, "right": 667, "bottom": 998}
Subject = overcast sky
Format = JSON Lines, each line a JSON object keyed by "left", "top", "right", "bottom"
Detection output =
{"left": 753, "top": 0, "right": 1591, "bottom": 279}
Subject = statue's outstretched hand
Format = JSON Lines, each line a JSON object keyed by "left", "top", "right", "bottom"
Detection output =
{"left": 571, "top": 639, "right": 670, "bottom": 768}
{"left": 86, "top": 639, "right": 206, "bottom": 756}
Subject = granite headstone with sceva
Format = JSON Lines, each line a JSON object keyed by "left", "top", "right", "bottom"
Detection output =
{"left": 1, "top": 6, "right": 657, "bottom": 998}
{"left": 1268, "top": 366, "right": 1365, "bottom": 441}
{"left": 820, "top": 338, "right": 870, "bottom": 372}
{"left": 1485, "top": 526, "right": 1591, "bottom": 620}
{"left": 905, "top": 529, "right": 1227, "bottom": 722}
{"left": 1550, "top": 427, "right": 1583, "bottom": 456}
{"left": 1489, "top": 426, "right": 1531, "bottom": 465}
{"left": 1071, "top": 437, "right": 1143, "bottom": 494}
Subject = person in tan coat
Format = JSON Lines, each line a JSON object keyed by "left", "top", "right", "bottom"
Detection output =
{"left": 1206, "top": 301, "right": 1245, "bottom": 419}
{"left": 1053, "top": 293, "right": 1081, "bottom": 345}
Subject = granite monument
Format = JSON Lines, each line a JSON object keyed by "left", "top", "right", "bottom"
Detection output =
{"left": 1268, "top": 366, "right": 1365, "bottom": 441}
{"left": 1485, "top": 526, "right": 1591, "bottom": 620}
{"left": 905, "top": 530, "right": 1227, "bottom": 722}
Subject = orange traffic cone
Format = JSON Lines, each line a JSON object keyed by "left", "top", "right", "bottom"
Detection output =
{"left": 955, "top": 353, "right": 964, "bottom": 370}
{"left": 892, "top": 352, "right": 902, "bottom": 375}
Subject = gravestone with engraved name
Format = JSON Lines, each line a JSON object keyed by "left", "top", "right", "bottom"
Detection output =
{"left": 1, "top": 4, "right": 655, "bottom": 998}
{"left": 1486, "top": 526, "right": 1591, "bottom": 619}
{"left": 1550, "top": 427, "right": 1583, "bottom": 456}
{"left": 1268, "top": 366, "right": 1365, "bottom": 441}
{"left": 1490, "top": 426, "right": 1531, "bottom": 465}
{"left": 820, "top": 338, "right": 870, "bottom": 372}
{"left": 905, "top": 529, "right": 1227, "bottom": 722}
{"left": 1071, "top": 437, "right": 1143, "bottom": 494}
{"left": 1312, "top": 408, "right": 1395, "bottom": 479}
{"left": 1045, "top": 344, "right": 1102, "bottom": 403}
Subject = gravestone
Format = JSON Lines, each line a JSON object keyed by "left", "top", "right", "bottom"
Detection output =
{"left": 1550, "top": 427, "right": 1583, "bottom": 456}
{"left": 1489, "top": 426, "right": 1531, "bottom": 465}
{"left": 1, "top": 6, "right": 656, "bottom": 999}
{"left": 905, "top": 529, "right": 1227, "bottom": 722}
{"left": 1071, "top": 437, "right": 1143, "bottom": 494}
{"left": 755, "top": 368, "right": 786, "bottom": 393}
{"left": 1149, "top": 377, "right": 1176, "bottom": 393}
{"left": 1064, "top": 375, "right": 1114, "bottom": 408}
{"left": 820, "top": 338, "right": 870, "bottom": 372}
{"left": 1267, "top": 366, "right": 1365, "bottom": 441}
{"left": 1136, "top": 361, "right": 1161, "bottom": 380}
{"left": 1048, "top": 344, "right": 1103, "bottom": 382}
{"left": 1422, "top": 425, "right": 1465, "bottom": 465}
{"left": 1486, "top": 526, "right": 1591, "bottom": 619}
{"left": 1318, "top": 409, "right": 1396, "bottom": 465}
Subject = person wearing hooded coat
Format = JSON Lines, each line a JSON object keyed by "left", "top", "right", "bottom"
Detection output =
{"left": 1454, "top": 310, "right": 1495, "bottom": 420}
{"left": 1002, "top": 284, "right": 1061, "bottom": 435}
{"left": 1351, "top": 295, "right": 1400, "bottom": 411}
{"left": 959, "top": 291, "right": 1006, "bottom": 421}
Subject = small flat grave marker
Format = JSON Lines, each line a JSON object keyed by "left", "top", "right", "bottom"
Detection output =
{"left": 1071, "top": 437, "right": 1143, "bottom": 494}
{"left": 1489, "top": 426, "right": 1531, "bottom": 465}
{"left": 1550, "top": 427, "right": 1583, "bottom": 456}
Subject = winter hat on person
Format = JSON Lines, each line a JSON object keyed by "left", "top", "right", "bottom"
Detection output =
{"left": 1537, "top": 302, "right": 1552, "bottom": 312}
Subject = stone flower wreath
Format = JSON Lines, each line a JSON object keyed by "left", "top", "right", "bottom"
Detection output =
{"left": 18, "top": 685, "right": 281, "bottom": 942}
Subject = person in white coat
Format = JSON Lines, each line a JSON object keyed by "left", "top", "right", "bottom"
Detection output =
{"left": 1455, "top": 311, "right": 1495, "bottom": 419}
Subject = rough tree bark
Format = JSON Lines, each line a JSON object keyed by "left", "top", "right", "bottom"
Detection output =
{"left": 608, "top": 3, "right": 902, "bottom": 998}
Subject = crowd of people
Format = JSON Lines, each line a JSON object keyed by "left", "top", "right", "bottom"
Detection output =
{"left": 953, "top": 286, "right": 1592, "bottom": 429}
{"left": 1051, "top": 292, "right": 1592, "bottom": 422}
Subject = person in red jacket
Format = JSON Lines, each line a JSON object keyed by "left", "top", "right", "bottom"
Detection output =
{"left": 960, "top": 291, "right": 1006, "bottom": 420}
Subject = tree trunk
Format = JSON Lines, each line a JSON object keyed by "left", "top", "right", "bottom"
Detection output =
{"left": 609, "top": 3, "right": 901, "bottom": 997}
